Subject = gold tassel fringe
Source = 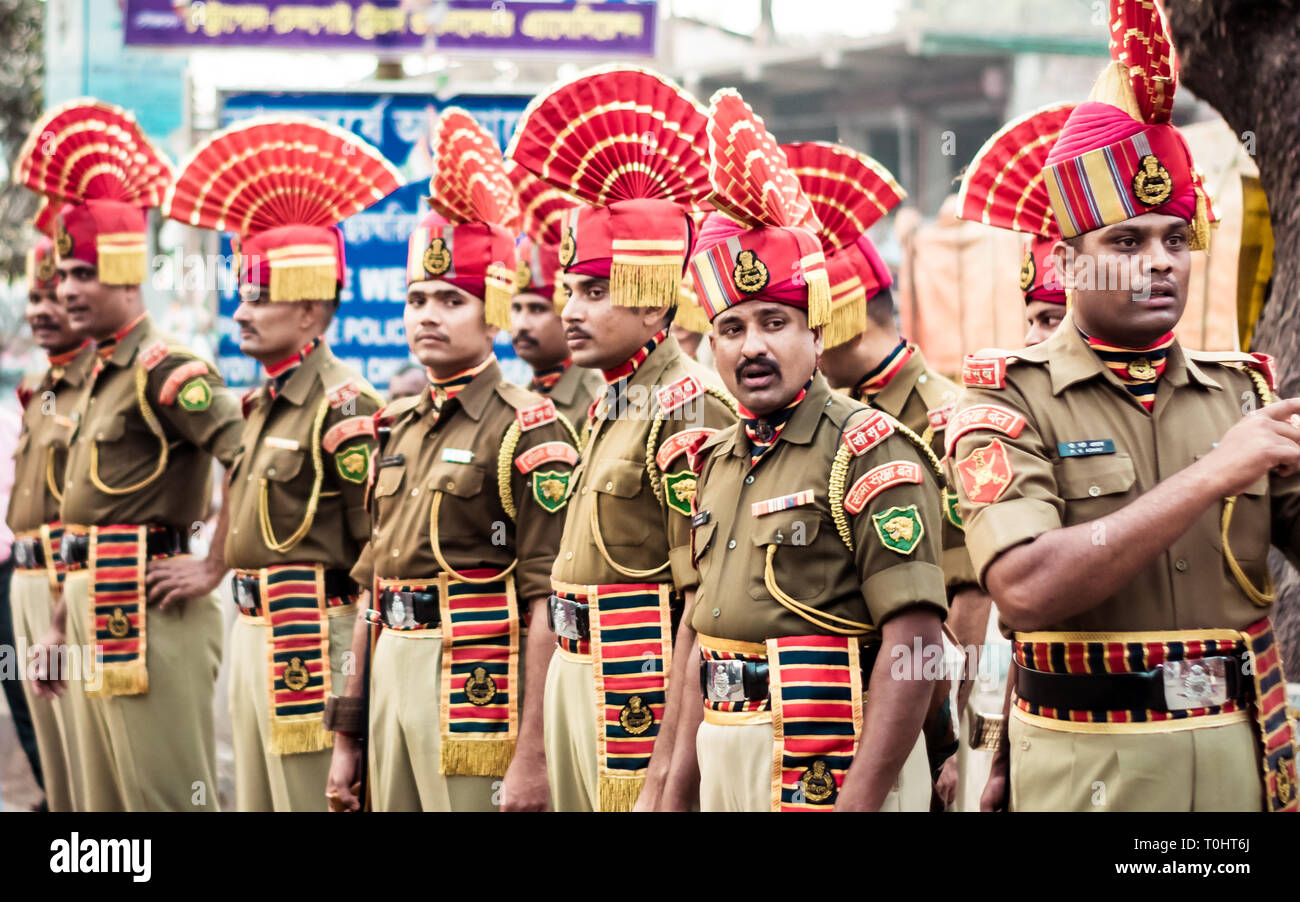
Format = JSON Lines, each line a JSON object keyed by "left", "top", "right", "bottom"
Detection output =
{"left": 674, "top": 289, "right": 712, "bottom": 334}
{"left": 1087, "top": 60, "right": 1143, "bottom": 120}
{"left": 823, "top": 289, "right": 868, "bottom": 348}
{"left": 86, "top": 661, "right": 148, "bottom": 698}
{"left": 270, "top": 718, "right": 333, "bottom": 756}
{"left": 805, "top": 269, "right": 833, "bottom": 328}
{"left": 484, "top": 279, "right": 514, "bottom": 330}
{"left": 610, "top": 261, "right": 681, "bottom": 308}
{"left": 269, "top": 263, "right": 338, "bottom": 303}
{"left": 1190, "top": 188, "right": 1211, "bottom": 251}
{"left": 97, "top": 247, "right": 147, "bottom": 287}
{"left": 440, "top": 738, "right": 517, "bottom": 778}
{"left": 599, "top": 774, "right": 645, "bottom": 812}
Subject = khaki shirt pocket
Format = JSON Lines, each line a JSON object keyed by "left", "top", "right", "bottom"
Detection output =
{"left": 426, "top": 461, "right": 486, "bottom": 499}
{"left": 261, "top": 447, "right": 305, "bottom": 483}
{"left": 1053, "top": 452, "right": 1136, "bottom": 524}
{"left": 373, "top": 464, "right": 406, "bottom": 521}
{"left": 747, "top": 510, "right": 824, "bottom": 601}
{"left": 590, "top": 457, "right": 652, "bottom": 545}
{"left": 91, "top": 413, "right": 128, "bottom": 444}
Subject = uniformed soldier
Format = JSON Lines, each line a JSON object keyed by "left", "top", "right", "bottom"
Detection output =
{"left": 950, "top": 0, "right": 1300, "bottom": 812}
{"left": 508, "top": 66, "right": 738, "bottom": 811}
{"left": 6, "top": 232, "right": 92, "bottom": 812}
{"left": 947, "top": 103, "right": 1076, "bottom": 809}
{"left": 504, "top": 160, "right": 605, "bottom": 426}
{"left": 163, "top": 118, "right": 400, "bottom": 810}
{"left": 16, "top": 99, "right": 243, "bottom": 811}
{"left": 649, "top": 90, "right": 947, "bottom": 811}
{"left": 324, "top": 109, "right": 578, "bottom": 812}
{"left": 789, "top": 141, "right": 968, "bottom": 804}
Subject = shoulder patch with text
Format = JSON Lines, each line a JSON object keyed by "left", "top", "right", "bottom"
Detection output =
{"left": 656, "top": 375, "right": 704, "bottom": 414}
{"left": 515, "top": 441, "right": 579, "bottom": 474}
{"left": 943, "top": 403, "right": 1028, "bottom": 456}
{"left": 842, "top": 409, "right": 895, "bottom": 456}
{"left": 844, "top": 461, "right": 922, "bottom": 515}
{"left": 926, "top": 401, "right": 955, "bottom": 431}
{"left": 139, "top": 341, "right": 170, "bottom": 371}
{"left": 516, "top": 398, "right": 558, "bottom": 432}
{"left": 656, "top": 427, "right": 717, "bottom": 471}
{"left": 325, "top": 380, "right": 361, "bottom": 409}
{"left": 322, "top": 416, "right": 377, "bottom": 454}
{"left": 962, "top": 355, "right": 1008, "bottom": 389}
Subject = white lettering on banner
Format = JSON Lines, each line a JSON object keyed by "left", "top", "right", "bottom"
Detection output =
{"left": 341, "top": 316, "right": 407, "bottom": 347}
{"left": 218, "top": 356, "right": 261, "bottom": 385}
{"left": 358, "top": 266, "right": 409, "bottom": 302}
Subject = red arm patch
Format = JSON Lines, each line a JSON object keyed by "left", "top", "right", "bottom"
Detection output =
{"left": 516, "top": 398, "right": 558, "bottom": 432}
{"left": 656, "top": 375, "right": 704, "bottom": 414}
{"left": 962, "top": 355, "right": 1008, "bottom": 388}
{"left": 158, "top": 360, "right": 211, "bottom": 405}
{"left": 943, "top": 403, "right": 1028, "bottom": 457}
{"left": 843, "top": 460, "right": 922, "bottom": 515}
{"left": 514, "top": 441, "right": 579, "bottom": 474}
{"left": 955, "top": 439, "right": 1014, "bottom": 505}
{"left": 323, "top": 416, "right": 378, "bottom": 454}
{"left": 656, "top": 427, "right": 717, "bottom": 471}
{"left": 842, "top": 409, "right": 895, "bottom": 456}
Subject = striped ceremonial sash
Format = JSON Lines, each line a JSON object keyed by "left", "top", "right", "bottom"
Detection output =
{"left": 588, "top": 581, "right": 673, "bottom": 812}
{"left": 86, "top": 525, "right": 148, "bottom": 697}
{"left": 1242, "top": 620, "right": 1299, "bottom": 812}
{"left": 264, "top": 563, "right": 336, "bottom": 755}
{"left": 439, "top": 569, "right": 519, "bottom": 777}
{"left": 767, "top": 635, "right": 863, "bottom": 812}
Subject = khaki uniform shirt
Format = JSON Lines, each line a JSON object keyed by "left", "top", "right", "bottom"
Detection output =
{"left": 948, "top": 310, "right": 1300, "bottom": 633}
{"left": 352, "top": 359, "right": 577, "bottom": 604}
{"left": 61, "top": 317, "right": 242, "bottom": 529}
{"left": 551, "top": 335, "right": 736, "bottom": 591}
{"left": 7, "top": 345, "right": 95, "bottom": 533}
{"left": 224, "top": 343, "right": 380, "bottom": 571}
{"left": 544, "top": 362, "right": 606, "bottom": 430}
{"left": 858, "top": 346, "right": 975, "bottom": 588}
{"left": 691, "top": 372, "right": 948, "bottom": 643}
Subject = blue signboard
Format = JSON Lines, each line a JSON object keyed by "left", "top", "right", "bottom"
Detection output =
{"left": 216, "top": 91, "right": 533, "bottom": 392}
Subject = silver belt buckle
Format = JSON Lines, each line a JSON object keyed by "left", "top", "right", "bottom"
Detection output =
{"left": 13, "top": 541, "right": 30, "bottom": 568}
{"left": 1161, "top": 657, "right": 1229, "bottom": 711}
{"left": 705, "top": 659, "right": 748, "bottom": 703}
{"left": 234, "top": 576, "right": 256, "bottom": 610}
{"left": 549, "top": 595, "right": 583, "bottom": 641}
{"left": 386, "top": 592, "right": 417, "bottom": 630}
{"left": 59, "top": 532, "right": 74, "bottom": 564}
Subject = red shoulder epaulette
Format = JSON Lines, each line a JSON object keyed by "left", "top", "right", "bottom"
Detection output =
{"left": 657, "top": 375, "right": 704, "bottom": 414}
{"left": 842, "top": 409, "right": 895, "bottom": 456}
{"left": 240, "top": 387, "right": 258, "bottom": 418}
{"left": 517, "top": 397, "right": 558, "bottom": 432}
{"left": 326, "top": 379, "right": 361, "bottom": 409}
{"left": 1248, "top": 351, "right": 1277, "bottom": 392}
{"left": 139, "top": 341, "right": 170, "bottom": 371}
{"left": 926, "top": 401, "right": 955, "bottom": 431}
{"left": 962, "top": 355, "right": 1008, "bottom": 389}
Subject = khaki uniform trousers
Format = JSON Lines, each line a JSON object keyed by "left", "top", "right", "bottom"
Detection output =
{"left": 65, "top": 569, "right": 223, "bottom": 811}
{"left": 61, "top": 570, "right": 124, "bottom": 811}
{"left": 542, "top": 649, "right": 599, "bottom": 811}
{"left": 228, "top": 604, "right": 356, "bottom": 811}
{"left": 695, "top": 719, "right": 930, "bottom": 812}
{"left": 367, "top": 627, "right": 505, "bottom": 812}
{"left": 1009, "top": 712, "right": 1264, "bottom": 811}
{"left": 8, "top": 569, "right": 81, "bottom": 811}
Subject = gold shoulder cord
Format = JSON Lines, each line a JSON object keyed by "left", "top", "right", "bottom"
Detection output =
{"left": 497, "top": 421, "right": 523, "bottom": 521}
{"left": 763, "top": 546, "right": 877, "bottom": 636}
{"left": 1222, "top": 368, "right": 1277, "bottom": 607}
{"left": 89, "top": 366, "right": 169, "bottom": 495}
{"left": 258, "top": 398, "right": 328, "bottom": 554}
{"left": 429, "top": 492, "right": 516, "bottom": 584}
{"left": 829, "top": 412, "right": 945, "bottom": 553}
{"left": 45, "top": 446, "right": 64, "bottom": 503}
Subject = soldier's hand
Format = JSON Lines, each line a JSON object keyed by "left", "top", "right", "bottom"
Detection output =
{"left": 145, "top": 555, "right": 227, "bottom": 611}
{"left": 499, "top": 751, "right": 550, "bottom": 812}
{"left": 979, "top": 746, "right": 1009, "bottom": 812}
{"left": 325, "top": 734, "right": 362, "bottom": 812}
{"left": 934, "top": 754, "right": 959, "bottom": 809}
{"left": 1202, "top": 397, "right": 1300, "bottom": 496}
{"left": 29, "top": 626, "right": 68, "bottom": 699}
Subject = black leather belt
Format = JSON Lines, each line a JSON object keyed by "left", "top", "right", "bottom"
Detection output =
{"left": 11, "top": 537, "right": 47, "bottom": 570}
{"left": 379, "top": 588, "right": 440, "bottom": 629}
{"left": 60, "top": 526, "right": 189, "bottom": 568}
{"left": 1015, "top": 654, "right": 1251, "bottom": 714}
{"left": 699, "top": 643, "right": 881, "bottom": 704}
{"left": 232, "top": 569, "right": 359, "bottom": 616}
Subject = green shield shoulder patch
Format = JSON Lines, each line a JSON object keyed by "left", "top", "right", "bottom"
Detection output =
{"left": 943, "top": 489, "right": 964, "bottom": 530}
{"left": 532, "top": 469, "right": 572, "bottom": 513}
{"left": 663, "top": 470, "right": 698, "bottom": 517}
{"left": 871, "top": 504, "right": 925, "bottom": 555}
{"left": 178, "top": 377, "right": 212, "bottom": 412}
{"left": 335, "top": 442, "right": 372, "bottom": 484}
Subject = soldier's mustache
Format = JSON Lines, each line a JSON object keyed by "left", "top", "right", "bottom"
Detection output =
{"left": 737, "top": 356, "right": 781, "bottom": 380}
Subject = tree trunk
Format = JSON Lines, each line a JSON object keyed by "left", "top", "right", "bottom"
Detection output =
{"left": 1166, "top": 0, "right": 1300, "bottom": 677}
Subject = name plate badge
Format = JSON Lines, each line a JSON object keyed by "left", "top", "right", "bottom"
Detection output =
{"left": 441, "top": 448, "right": 474, "bottom": 464}
{"left": 1057, "top": 439, "right": 1116, "bottom": 458}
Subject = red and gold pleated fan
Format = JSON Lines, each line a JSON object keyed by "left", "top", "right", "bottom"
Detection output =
{"left": 32, "top": 196, "right": 59, "bottom": 239}
{"left": 163, "top": 115, "right": 401, "bottom": 236}
{"left": 782, "top": 141, "right": 905, "bottom": 251}
{"left": 506, "top": 64, "right": 712, "bottom": 210}
{"left": 705, "top": 89, "right": 820, "bottom": 235}
{"left": 429, "top": 107, "right": 521, "bottom": 232}
{"left": 15, "top": 98, "right": 173, "bottom": 209}
{"left": 504, "top": 158, "right": 573, "bottom": 247}
{"left": 956, "top": 102, "right": 1075, "bottom": 237}
{"left": 1107, "top": 0, "right": 1176, "bottom": 125}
